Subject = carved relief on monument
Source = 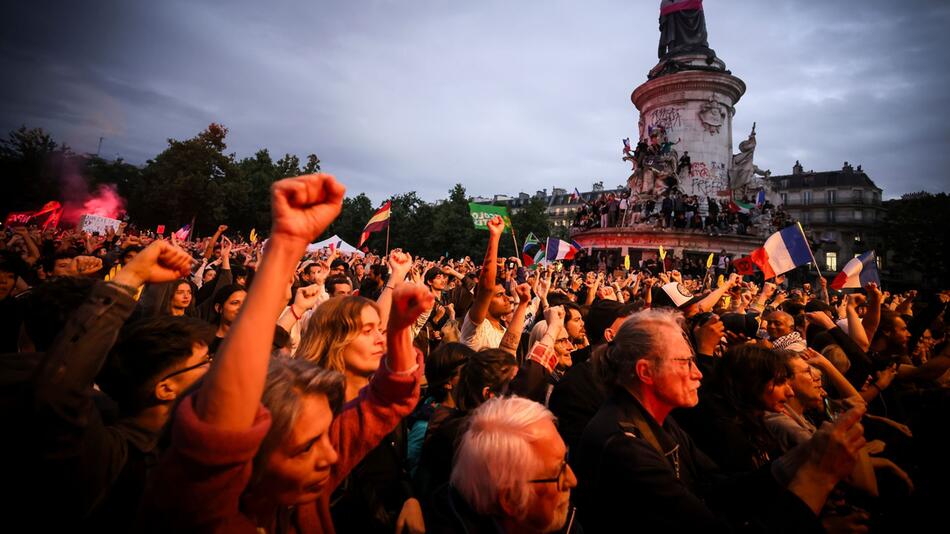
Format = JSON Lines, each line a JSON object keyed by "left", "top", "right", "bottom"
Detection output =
{"left": 698, "top": 97, "right": 724, "bottom": 135}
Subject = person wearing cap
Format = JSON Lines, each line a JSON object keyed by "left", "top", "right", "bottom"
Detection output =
{"left": 651, "top": 272, "right": 741, "bottom": 319}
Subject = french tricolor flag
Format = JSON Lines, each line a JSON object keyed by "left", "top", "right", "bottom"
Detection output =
{"left": 546, "top": 237, "right": 579, "bottom": 261}
{"left": 750, "top": 223, "right": 815, "bottom": 279}
{"left": 831, "top": 251, "right": 880, "bottom": 290}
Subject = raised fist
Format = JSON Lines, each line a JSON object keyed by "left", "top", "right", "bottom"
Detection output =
{"left": 389, "top": 282, "right": 435, "bottom": 331}
{"left": 75, "top": 256, "right": 104, "bottom": 276}
{"left": 486, "top": 215, "right": 505, "bottom": 238}
{"left": 513, "top": 282, "right": 532, "bottom": 304}
{"left": 293, "top": 284, "right": 323, "bottom": 312}
{"left": 113, "top": 240, "right": 194, "bottom": 288}
{"left": 388, "top": 250, "right": 413, "bottom": 282}
{"left": 270, "top": 174, "right": 345, "bottom": 247}
{"left": 544, "top": 305, "right": 566, "bottom": 330}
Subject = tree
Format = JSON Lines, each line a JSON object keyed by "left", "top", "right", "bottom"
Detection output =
{"left": 878, "top": 192, "right": 950, "bottom": 289}
{"left": 430, "top": 184, "right": 484, "bottom": 260}
{"left": 303, "top": 154, "right": 321, "bottom": 174}
{"left": 510, "top": 196, "right": 551, "bottom": 255}
{"left": 0, "top": 126, "right": 70, "bottom": 214}
{"left": 133, "top": 123, "right": 241, "bottom": 235}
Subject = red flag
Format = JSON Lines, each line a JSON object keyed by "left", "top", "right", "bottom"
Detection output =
{"left": 156, "top": 225, "right": 166, "bottom": 235}
{"left": 4, "top": 200, "right": 62, "bottom": 229}
{"left": 749, "top": 247, "right": 774, "bottom": 278}
{"left": 733, "top": 255, "right": 756, "bottom": 276}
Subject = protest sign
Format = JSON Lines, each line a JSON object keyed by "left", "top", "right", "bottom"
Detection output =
{"left": 468, "top": 203, "right": 511, "bottom": 233}
{"left": 78, "top": 214, "right": 122, "bottom": 235}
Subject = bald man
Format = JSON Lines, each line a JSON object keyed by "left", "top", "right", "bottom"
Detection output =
{"left": 767, "top": 310, "right": 806, "bottom": 352}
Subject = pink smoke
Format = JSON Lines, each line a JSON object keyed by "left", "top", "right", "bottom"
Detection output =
{"left": 81, "top": 184, "right": 126, "bottom": 219}
{"left": 53, "top": 153, "right": 127, "bottom": 225}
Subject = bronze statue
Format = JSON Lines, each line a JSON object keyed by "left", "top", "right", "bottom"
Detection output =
{"left": 658, "top": 0, "right": 713, "bottom": 59}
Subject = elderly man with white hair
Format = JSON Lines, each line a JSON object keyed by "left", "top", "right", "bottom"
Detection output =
{"left": 429, "top": 396, "right": 580, "bottom": 533}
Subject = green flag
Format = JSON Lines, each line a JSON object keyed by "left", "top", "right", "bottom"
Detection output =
{"left": 468, "top": 203, "right": 512, "bottom": 233}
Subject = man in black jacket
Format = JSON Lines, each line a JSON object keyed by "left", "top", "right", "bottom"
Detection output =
{"left": 0, "top": 240, "right": 213, "bottom": 530}
{"left": 574, "top": 308, "right": 868, "bottom": 533}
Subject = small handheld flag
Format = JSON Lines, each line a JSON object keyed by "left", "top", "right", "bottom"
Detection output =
{"left": 831, "top": 251, "right": 880, "bottom": 290}
{"left": 522, "top": 233, "right": 545, "bottom": 267}
{"left": 546, "top": 237, "right": 579, "bottom": 261}
{"left": 706, "top": 252, "right": 714, "bottom": 269}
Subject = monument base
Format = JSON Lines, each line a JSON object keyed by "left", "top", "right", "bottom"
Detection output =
{"left": 572, "top": 226, "right": 762, "bottom": 260}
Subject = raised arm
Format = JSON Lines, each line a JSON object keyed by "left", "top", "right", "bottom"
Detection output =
{"left": 695, "top": 273, "right": 740, "bottom": 313}
{"left": 500, "top": 283, "right": 532, "bottom": 356}
{"left": 467, "top": 215, "right": 505, "bottom": 326}
{"left": 843, "top": 295, "right": 870, "bottom": 352}
{"left": 861, "top": 283, "right": 883, "bottom": 343}
{"left": 196, "top": 174, "right": 344, "bottom": 430}
{"left": 376, "top": 250, "right": 412, "bottom": 329}
{"left": 203, "top": 224, "right": 228, "bottom": 261}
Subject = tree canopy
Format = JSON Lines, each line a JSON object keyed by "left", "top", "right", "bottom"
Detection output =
{"left": 1, "top": 124, "right": 557, "bottom": 257}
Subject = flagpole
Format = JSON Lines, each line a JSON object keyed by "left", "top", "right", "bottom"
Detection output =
{"left": 510, "top": 225, "right": 519, "bottom": 261}
{"left": 385, "top": 224, "right": 390, "bottom": 256}
{"left": 796, "top": 222, "right": 824, "bottom": 279}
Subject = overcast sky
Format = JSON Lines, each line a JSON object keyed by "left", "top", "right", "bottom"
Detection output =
{"left": 3, "top": 0, "right": 948, "bottom": 203}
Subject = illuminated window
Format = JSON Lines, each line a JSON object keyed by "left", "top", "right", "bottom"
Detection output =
{"left": 825, "top": 252, "right": 838, "bottom": 271}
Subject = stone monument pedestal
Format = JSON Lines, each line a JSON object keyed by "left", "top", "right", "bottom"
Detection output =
{"left": 632, "top": 61, "right": 746, "bottom": 200}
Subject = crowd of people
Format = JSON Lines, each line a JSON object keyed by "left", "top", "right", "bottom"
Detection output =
{"left": 1, "top": 172, "right": 947, "bottom": 533}
{"left": 571, "top": 189, "right": 793, "bottom": 238}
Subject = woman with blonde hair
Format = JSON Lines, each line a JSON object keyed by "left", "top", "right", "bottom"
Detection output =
{"left": 295, "top": 296, "right": 386, "bottom": 401}
{"left": 296, "top": 254, "right": 428, "bottom": 534}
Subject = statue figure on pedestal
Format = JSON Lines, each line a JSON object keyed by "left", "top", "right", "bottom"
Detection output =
{"left": 627, "top": 125, "right": 679, "bottom": 197}
{"left": 658, "top": 0, "right": 713, "bottom": 59}
{"left": 730, "top": 123, "right": 757, "bottom": 193}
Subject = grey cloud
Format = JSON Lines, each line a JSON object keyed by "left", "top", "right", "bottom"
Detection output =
{"left": 1, "top": 0, "right": 948, "bottom": 204}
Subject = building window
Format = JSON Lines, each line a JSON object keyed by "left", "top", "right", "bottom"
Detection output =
{"left": 876, "top": 255, "right": 882, "bottom": 269}
{"left": 825, "top": 252, "right": 838, "bottom": 271}
{"left": 827, "top": 190, "right": 836, "bottom": 204}
{"left": 780, "top": 193, "right": 787, "bottom": 205}
{"left": 852, "top": 190, "right": 863, "bottom": 203}
{"left": 803, "top": 191, "right": 812, "bottom": 204}
{"left": 802, "top": 211, "right": 811, "bottom": 223}
{"left": 827, "top": 210, "right": 835, "bottom": 223}
{"left": 854, "top": 210, "right": 862, "bottom": 220}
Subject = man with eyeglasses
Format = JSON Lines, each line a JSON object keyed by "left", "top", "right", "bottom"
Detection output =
{"left": 434, "top": 396, "right": 581, "bottom": 533}
{"left": 1, "top": 240, "right": 215, "bottom": 531}
{"left": 574, "top": 308, "right": 869, "bottom": 533}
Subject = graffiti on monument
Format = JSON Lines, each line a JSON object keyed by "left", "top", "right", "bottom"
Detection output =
{"left": 649, "top": 107, "right": 682, "bottom": 131}
{"left": 689, "top": 162, "right": 709, "bottom": 178}
{"left": 688, "top": 160, "right": 729, "bottom": 197}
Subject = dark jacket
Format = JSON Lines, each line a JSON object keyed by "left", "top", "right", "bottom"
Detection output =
{"left": 0, "top": 281, "right": 157, "bottom": 530}
{"left": 425, "top": 484, "right": 583, "bottom": 534}
{"left": 574, "top": 387, "right": 822, "bottom": 533}
{"left": 548, "top": 359, "right": 606, "bottom": 455}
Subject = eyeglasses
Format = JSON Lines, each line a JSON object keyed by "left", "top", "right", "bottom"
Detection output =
{"left": 529, "top": 453, "right": 570, "bottom": 491}
{"left": 661, "top": 356, "right": 699, "bottom": 371}
{"left": 160, "top": 355, "right": 212, "bottom": 381}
